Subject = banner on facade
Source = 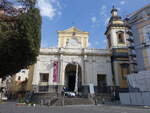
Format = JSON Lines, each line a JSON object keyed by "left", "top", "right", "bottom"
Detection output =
{"left": 89, "top": 83, "right": 95, "bottom": 94}
{"left": 53, "top": 61, "right": 59, "bottom": 82}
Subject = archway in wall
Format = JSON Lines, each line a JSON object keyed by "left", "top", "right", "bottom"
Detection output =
{"left": 65, "top": 63, "right": 82, "bottom": 92}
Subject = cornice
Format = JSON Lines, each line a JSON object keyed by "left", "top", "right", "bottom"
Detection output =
{"left": 105, "top": 23, "right": 130, "bottom": 35}
{"left": 39, "top": 48, "right": 111, "bottom": 56}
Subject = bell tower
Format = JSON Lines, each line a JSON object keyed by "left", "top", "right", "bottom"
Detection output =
{"left": 105, "top": 6, "right": 130, "bottom": 90}
{"left": 105, "top": 6, "right": 128, "bottom": 49}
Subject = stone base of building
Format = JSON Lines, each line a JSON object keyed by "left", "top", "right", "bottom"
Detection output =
{"left": 32, "top": 85, "right": 64, "bottom": 93}
{"left": 31, "top": 85, "right": 114, "bottom": 105}
{"left": 32, "top": 85, "right": 112, "bottom": 97}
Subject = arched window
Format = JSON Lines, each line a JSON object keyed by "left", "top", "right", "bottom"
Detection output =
{"left": 117, "top": 31, "right": 125, "bottom": 44}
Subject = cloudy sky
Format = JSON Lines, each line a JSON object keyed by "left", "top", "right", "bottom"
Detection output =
{"left": 37, "top": 0, "right": 150, "bottom": 48}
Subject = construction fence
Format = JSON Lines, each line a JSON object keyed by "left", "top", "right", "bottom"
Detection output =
{"left": 119, "top": 92, "right": 150, "bottom": 106}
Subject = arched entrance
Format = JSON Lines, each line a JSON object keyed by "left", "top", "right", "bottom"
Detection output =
{"left": 65, "top": 63, "right": 82, "bottom": 92}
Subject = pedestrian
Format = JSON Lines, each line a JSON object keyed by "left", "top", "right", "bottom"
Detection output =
{"left": 61, "top": 90, "right": 64, "bottom": 106}
{"left": 102, "top": 98, "right": 105, "bottom": 104}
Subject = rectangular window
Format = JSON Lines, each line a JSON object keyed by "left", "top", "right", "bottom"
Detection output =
{"left": 97, "top": 74, "right": 107, "bottom": 87}
{"left": 143, "top": 25, "right": 150, "bottom": 42}
{"left": 97, "top": 74, "right": 107, "bottom": 93}
{"left": 40, "top": 73, "right": 49, "bottom": 82}
{"left": 147, "top": 32, "right": 150, "bottom": 41}
{"left": 18, "top": 76, "right": 21, "bottom": 80}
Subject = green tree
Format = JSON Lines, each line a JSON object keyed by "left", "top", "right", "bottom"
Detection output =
{"left": 0, "top": 0, "right": 41, "bottom": 78}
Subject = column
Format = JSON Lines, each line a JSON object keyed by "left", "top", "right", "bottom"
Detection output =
{"left": 59, "top": 55, "right": 64, "bottom": 85}
{"left": 74, "top": 63, "right": 78, "bottom": 93}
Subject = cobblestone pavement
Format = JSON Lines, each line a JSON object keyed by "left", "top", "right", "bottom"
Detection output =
{"left": 0, "top": 102, "right": 150, "bottom": 113}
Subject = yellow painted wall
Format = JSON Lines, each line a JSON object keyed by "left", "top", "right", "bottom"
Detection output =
{"left": 57, "top": 27, "right": 89, "bottom": 48}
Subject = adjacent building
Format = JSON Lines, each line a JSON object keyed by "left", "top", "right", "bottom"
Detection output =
{"left": 119, "top": 5, "right": 150, "bottom": 106}
{"left": 127, "top": 4, "right": 150, "bottom": 72}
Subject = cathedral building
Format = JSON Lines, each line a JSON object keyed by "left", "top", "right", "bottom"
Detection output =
{"left": 9, "top": 7, "right": 132, "bottom": 97}
{"left": 32, "top": 27, "right": 113, "bottom": 94}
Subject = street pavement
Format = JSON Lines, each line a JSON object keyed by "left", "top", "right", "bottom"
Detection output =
{"left": 0, "top": 102, "right": 150, "bottom": 113}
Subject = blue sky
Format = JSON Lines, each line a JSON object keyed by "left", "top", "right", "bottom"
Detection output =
{"left": 37, "top": 0, "right": 150, "bottom": 49}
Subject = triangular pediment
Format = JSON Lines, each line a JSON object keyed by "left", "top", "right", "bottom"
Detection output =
{"left": 64, "top": 26, "right": 81, "bottom": 32}
{"left": 58, "top": 26, "right": 87, "bottom": 33}
{"left": 57, "top": 26, "right": 89, "bottom": 48}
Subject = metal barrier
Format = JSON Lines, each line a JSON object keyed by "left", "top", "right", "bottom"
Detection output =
{"left": 119, "top": 92, "right": 150, "bottom": 106}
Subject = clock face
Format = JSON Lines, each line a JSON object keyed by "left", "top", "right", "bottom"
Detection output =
{"left": 66, "top": 37, "right": 82, "bottom": 48}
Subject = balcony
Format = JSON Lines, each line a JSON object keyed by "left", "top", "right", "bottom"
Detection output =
{"left": 127, "top": 31, "right": 133, "bottom": 36}
{"left": 129, "top": 53, "right": 136, "bottom": 57}
{"left": 130, "top": 61, "right": 137, "bottom": 65}
{"left": 127, "top": 38, "right": 134, "bottom": 42}
{"left": 142, "top": 42, "right": 150, "bottom": 48}
{"left": 128, "top": 45, "right": 135, "bottom": 50}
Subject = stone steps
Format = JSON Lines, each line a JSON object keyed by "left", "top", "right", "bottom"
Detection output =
{"left": 50, "top": 97, "right": 93, "bottom": 106}
{"left": 64, "top": 97, "right": 93, "bottom": 105}
{"left": 95, "top": 93, "right": 112, "bottom": 104}
{"left": 32, "top": 93, "right": 112, "bottom": 106}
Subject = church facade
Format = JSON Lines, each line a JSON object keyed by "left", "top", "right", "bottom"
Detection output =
{"left": 32, "top": 27, "right": 113, "bottom": 94}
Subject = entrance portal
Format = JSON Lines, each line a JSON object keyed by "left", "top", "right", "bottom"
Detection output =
{"left": 67, "top": 72, "right": 76, "bottom": 91}
{"left": 65, "top": 63, "right": 82, "bottom": 92}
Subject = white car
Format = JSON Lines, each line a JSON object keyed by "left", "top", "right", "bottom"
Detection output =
{"left": 2, "top": 96, "right": 7, "bottom": 101}
{"left": 64, "top": 92, "right": 76, "bottom": 97}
